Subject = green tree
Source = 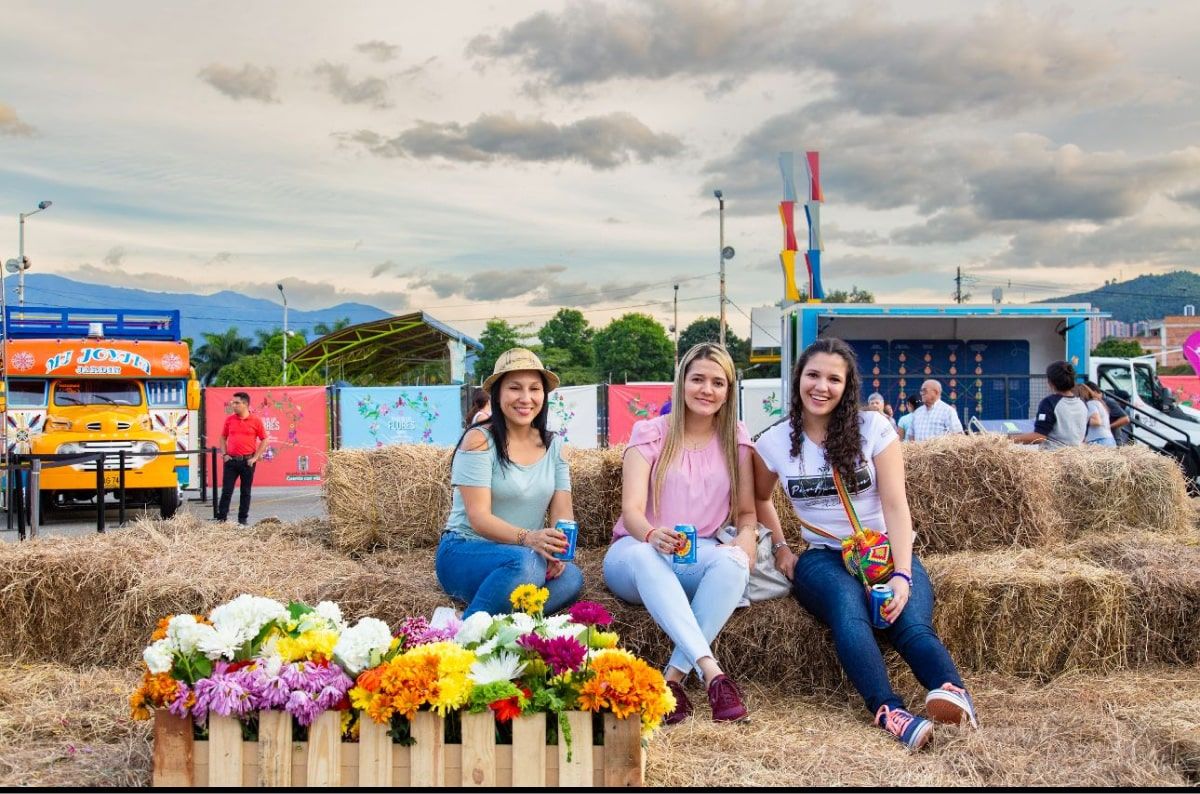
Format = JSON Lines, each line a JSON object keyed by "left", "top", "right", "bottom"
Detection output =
{"left": 312, "top": 317, "right": 352, "bottom": 337}
{"left": 594, "top": 313, "right": 674, "bottom": 382}
{"left": 212, "top": 328, "right": 315, "bottom": 386}
{"left": 677, "top": 316, "right": 751, "bottom": 372}
{"left": 538, "top": 309, "right": 595, "bottom": 367}
{"left": 473, "top": 319, "right": 531, "bottom": 383}
{"left": 194, "top": 327, "right": 256, "bottom": 385}
{"left": 1092, "top": 337, "right": 1146, "bottom": 358}
{"left": 823, "top": 285, "right": 875, "bottom": 303}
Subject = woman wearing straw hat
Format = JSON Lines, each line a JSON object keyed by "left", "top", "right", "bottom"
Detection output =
{"left": 436, "top": 348, "right": 583, "bottom": 617}
{"left": 603, "top": 342, "right": 756, "bottom": 724}
{"left": 754, "top": 337, "right": 978, "bottom": 752}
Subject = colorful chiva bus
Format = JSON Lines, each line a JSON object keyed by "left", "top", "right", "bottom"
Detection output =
{"left": 1, "top": 308, "right": 200, "bottom": 517}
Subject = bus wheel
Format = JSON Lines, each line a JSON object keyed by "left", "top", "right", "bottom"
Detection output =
{"left": 39, "top": 489, "right": 55, "bottom": 517}
{"left": 160, "top": 487, "right": 180, "bottom": 519}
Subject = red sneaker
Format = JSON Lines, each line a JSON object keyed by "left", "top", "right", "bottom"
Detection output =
{"left": 664, "top": 680, "right": 691, "bottom": 724}
{"left": 706, "top": 674, "right": 749, "bottom": 722}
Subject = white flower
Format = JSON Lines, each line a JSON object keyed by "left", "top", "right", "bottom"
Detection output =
{"left": 543, "top": 615, "right": 586, "bottom": 640}
{"left": 508, "top": 612, "right": 536, "bottom": 635}
{"left": 469, "top": 652, "right": 526, "bottom": 685}
{"left": 314, "top": 601, "right": 347, "bottom": 630}
{"left": 474, "top": 636, "right": 500, "bottom": 657}
{"left": 455, "top": 612, "right": 495, "bottom": 646}
{"left": 262, "top": 655, "right": 283, "bottom": 677}
{"left": 196, "top": 623, "right": 244, "bottom": 661}
{"left": 333, "top": 617, "right": 393, "bottom": 675}
{"left": 143, "top": 639, "right": 174, "bottom": 674}
{"left": 166, "top": 614, "right": 205, "bottom": 655}
{"left": 207, "top": 595, "right": 287, "bottom": 649}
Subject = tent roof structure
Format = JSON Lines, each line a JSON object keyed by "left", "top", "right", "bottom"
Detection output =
{"left": 288, "top": 312, "right": 481, "bottom": 384}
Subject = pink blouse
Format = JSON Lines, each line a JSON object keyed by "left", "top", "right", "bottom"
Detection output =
{"left": 611, "top": 415, "right": 753, "bottom": 541}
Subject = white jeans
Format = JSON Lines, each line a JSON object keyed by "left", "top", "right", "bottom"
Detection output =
{"left": 603, "top": 535, "right": 749, "bottom": 678}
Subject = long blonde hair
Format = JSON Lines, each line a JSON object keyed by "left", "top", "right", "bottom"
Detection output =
{"left": 651, "top": 343, "right": 741, "bottom": 525}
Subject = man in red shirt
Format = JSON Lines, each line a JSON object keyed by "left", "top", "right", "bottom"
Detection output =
{"left": 217, "top": 391, "right": 268, "bottom": 525}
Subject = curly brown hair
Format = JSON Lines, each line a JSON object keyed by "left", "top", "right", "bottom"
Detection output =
{"left": 788, "top": 337, "right": 864, "bottom": 484}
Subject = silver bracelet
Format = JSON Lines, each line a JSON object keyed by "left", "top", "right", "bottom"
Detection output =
{"left": 771, "top": 541, "right": 790, "bottom": 553}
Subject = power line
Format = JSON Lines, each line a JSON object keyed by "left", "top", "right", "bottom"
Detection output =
{"left": 726, "top": 298, "right": 779, "bottom": 345}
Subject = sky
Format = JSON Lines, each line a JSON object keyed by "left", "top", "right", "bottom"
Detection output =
{"left": 1, "top": 0, "right": 1198, "bottom": 342}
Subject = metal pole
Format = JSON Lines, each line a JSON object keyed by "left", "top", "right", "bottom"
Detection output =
{"left": 95, "top": 456, "right": 106, "bottom": 533}
{"left": 718, "top": 194, "right": 726, "bottom": 346}
{"left": 210, "top": 446, "right": 219, "bottom": 519}
{"left": 17, "top": 212, "right": 24, "bottom": 311}
{"left": 673, "top": 284, "right": 679, "bottom": 371}
{"left": 29, "top": 457, "right": 40, "bottom": 539}
{"left": 278, "top": 284, "right": 289, "bottom": 385}
{"left": 118, "top": 450, "right": 126, "bottom": 527}
{"left": 15, "top": 456, "right": 25, "bottom": 541}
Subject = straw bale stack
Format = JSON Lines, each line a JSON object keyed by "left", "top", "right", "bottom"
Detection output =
{"left": 567, "top": 444, "right": 626, "bottom": 548}
{"left": 0, "top": 515, "right": 364, "bottom": 668}
{"left": 324, "top": 445, "right": 452, "bottom": 553}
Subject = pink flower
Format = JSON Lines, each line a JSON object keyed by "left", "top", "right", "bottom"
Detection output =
{"left": 568, "top": 602, "right": 613, "bottom": 627}
{"left": 518, "top": 633, "right": 587, "bottom": 676}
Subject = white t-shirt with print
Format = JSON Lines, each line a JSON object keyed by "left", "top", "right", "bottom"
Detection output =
{"left": 755, "top": 411, "right": 899, "bottom": 550}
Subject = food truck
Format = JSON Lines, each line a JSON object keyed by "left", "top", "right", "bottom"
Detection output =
{"left": 1, "top": 307, "right": 200, "bottom": 517}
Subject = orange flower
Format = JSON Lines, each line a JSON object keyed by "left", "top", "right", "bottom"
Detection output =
{"left": 489, "top": 695, "right": 523, "bottom": 723}
{"left": 129, "top": 670, "right": 180, "bottom": 720}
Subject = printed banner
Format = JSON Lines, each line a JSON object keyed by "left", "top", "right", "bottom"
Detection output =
{"left": 204, "top": 386, "right": 329, "bottom": 486}
{"left": 1160, "top": 376, "right": 1200, "bottom": 408}
{"left": 606, "top": 383, "right": 672, "bottom": 446}
{"left": 740, "top": 378, "right": 785, "bottom": 439}
{"left": 546, "top": 385, "right": 599, "bottom": 448}
{"left": 338, "top": 386, "right": 464, "bottom": 448}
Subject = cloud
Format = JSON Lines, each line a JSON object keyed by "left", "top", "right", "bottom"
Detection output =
{"left": 470, "top": 1, "right": 1116, "bottom": 116}
{"left": 339, "top": 111, "right": 682, "bottom": 169}
{"left": 1170, "top": 187, "right": 1200, "bottom": 211}
{"left": 197, "top": 63, "right": 280, "bottom": 103}
{"left": 102, "top": 246, "right": 126, "bottom": 268}
{"left": 527, "top": 277, "right": 659, "bottom": 307}
{"left": 370, "top": 260, "right": 397, "bottom": 277}
{"left": 208, "top": 252, "right": 233, "bottom": 265}
{"left": 409, "top": 265, "right": 569, "bottom": 301}
{"left": 313, "top": 62, "right": 391, "bottom": 108}
{"left": 891, "top": 210, "right": 996, "bottom": 246}
{"left": 0, "top": 102, "right": 35, "bottom": 136}
{"left": 355, "top": 40, "right": 399, "bottom": 62}
{"left": 991, "top": 219, "right": 1200, "bottom": 270}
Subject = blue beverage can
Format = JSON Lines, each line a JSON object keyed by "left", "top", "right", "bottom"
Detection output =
{"left": 553, "top": 519, "right": 578, "bottom": 561}
{"left": 672, "top": 524, "right": 698, "bottom": 564}
{"left": 869, "top": 583, "right": 894, "bottom": 630}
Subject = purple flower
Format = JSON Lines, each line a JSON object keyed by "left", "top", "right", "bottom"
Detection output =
{"left": 167, "top": 683, "right": 192, "bottom": 720}
{"left": 568, "top": 602, "right": 613, "bottom": 627}
{"left": 240, "top": 666, "right": 291, "bottom": 710}
{"left": 518, "top": 633, "right": 587, "bottom": 676}
{"left": 398, "top": 616, "right": 456, "bottom": 648}
{"left": 285, "top": 690, "right": 322, "bottom": 727}
{"left": 194, "top": 675, "right": 252, "bottom": 719}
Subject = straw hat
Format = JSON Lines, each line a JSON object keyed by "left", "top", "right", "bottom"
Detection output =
{"left": 482, "top": 347, "right": 561, "bottom": 392}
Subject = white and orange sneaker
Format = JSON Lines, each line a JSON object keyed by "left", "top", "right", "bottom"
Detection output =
{"left": 925, "top": 682, "right": 978, "bottom": 728}
{"left": 874, "top": 705, "right": 933, "bottom": 752}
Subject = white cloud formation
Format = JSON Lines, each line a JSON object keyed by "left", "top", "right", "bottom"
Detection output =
{"left": 197, "top": 63, "right": 280, "bottom": 103}
{"left": 0, "top": 102, "right": 35, "bottom": 136}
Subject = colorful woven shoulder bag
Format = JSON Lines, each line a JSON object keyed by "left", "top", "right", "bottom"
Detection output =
{"left": 794, "top": 468, "right": 894, "bottom": 586}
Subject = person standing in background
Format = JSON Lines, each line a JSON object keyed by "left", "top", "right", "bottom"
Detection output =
{"left": 908, "top": 380, "right": 963, "bottom": 441}
{"left": 217, "top": 391, "right": 268, "bottom": 525}
{"left": 897, "top": 394, "right": 921, "bottom": 441}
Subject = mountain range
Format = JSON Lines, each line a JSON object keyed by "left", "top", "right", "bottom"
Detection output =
{"left": 1037, "top": 270, "right": 1200, "bottom": 324}
{"left": 3, "top": 274, "right": 391, "bottom": 343}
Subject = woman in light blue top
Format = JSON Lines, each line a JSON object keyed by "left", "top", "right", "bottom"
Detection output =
{"left": 436, "top": 348, "right": 583, "bottom": 617}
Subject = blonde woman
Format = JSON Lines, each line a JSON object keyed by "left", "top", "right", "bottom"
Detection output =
{"left": 603, "top": 343, "right": 756, "bottom": 724}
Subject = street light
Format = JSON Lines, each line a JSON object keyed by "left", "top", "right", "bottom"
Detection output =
{"left": 277, "top": 283, "right": 288, "bottom": 385}
{"left": 713, "top": 191, "right": 734, "bottom": 346}
{"left": 672, "top": 284, "right": 679, "bottom": 371}
{"left": 17, "top": 200, "right": 52, "bottom": 311}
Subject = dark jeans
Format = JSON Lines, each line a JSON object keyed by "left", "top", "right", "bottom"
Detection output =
{"left": 217, "top": 458, "right": 256, "bottom": 525}
{"left": 792, "top": 548, "right": 964, "bottom": 714}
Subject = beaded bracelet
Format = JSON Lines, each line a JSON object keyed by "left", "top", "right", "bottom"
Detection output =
{"left": 891, "top": 570, "right": 913, "bottom": 587}
{"left": 516, "top": 529, "right": 530, "bottom": 547}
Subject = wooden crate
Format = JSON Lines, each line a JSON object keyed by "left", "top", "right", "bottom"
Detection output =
{"left": 152, "top": 709, "right": 645, "bottom": 788}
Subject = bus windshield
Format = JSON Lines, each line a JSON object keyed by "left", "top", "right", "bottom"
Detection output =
{"left": 53, "top": 380, "right": 143, "bottom": 407}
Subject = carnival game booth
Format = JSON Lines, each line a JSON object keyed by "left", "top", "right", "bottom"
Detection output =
{"left": 770, "top": 302, "right": 1104, "bottom": 425}
{"left": 0, "top": 307, "right": 200, "bottom": 516}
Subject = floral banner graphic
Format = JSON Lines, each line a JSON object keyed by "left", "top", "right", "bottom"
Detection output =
{"left": 337, "top": 386, "right": 463, "bottom": 448}
{"left": 1160, "top": 376, "right": 1200, "bottom": 408}
{"left": 546, "top": 385, "right": 599, "bottom": 448}
{"left": 740, "top": 378, "right": 785, "bottom": 439}
{"left": 204, "top": 386, "right": 328, "bottom": 486}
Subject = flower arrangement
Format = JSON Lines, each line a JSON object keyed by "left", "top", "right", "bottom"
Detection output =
{"left": 132, "top": 587, "right": 673, "bottom": 747}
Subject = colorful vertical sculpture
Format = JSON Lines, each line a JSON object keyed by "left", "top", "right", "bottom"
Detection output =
{"left": 778, "top": 151, "right": 825, "bottom": 302}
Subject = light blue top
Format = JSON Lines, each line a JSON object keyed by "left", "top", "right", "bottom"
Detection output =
{"left": 443, "top": 428, "right": 571, "bottom": 541}
{"left": 897, "top": 412, "right": 914, "bottom": 439}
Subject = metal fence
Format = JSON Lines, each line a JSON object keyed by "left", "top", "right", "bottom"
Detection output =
{"left": 859, "top": 375, "right": 1051, "bottom": 422}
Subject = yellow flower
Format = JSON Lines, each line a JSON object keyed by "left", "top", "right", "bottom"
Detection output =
{"left": 275, "top": 629, "right": 339, "bottom": 663}
{"left": 590, "top": 630, "right": 620, "bottom": 649}
{"left": 509, "top": 584, "right": 550, "bottom": 615}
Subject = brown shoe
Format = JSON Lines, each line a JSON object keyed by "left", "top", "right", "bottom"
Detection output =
{"left": 664, "top": 680, "right": 692, "bottom": 724}
{"left": 706, "top": 674, "right": 749, "bottom": 722}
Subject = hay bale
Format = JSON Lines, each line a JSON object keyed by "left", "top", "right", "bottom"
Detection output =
{"left": 569, "top": 446, "right": 625, "bottom": 549}
{"left": 0, "top": 515, "right": 364, "bottom": 668}
{"left": 324, "top": 445, "right": 452, "bottom": 553}
{"left": 926, "top": 550, "right": 1131, "bottom": 676}
{"left": 1047, "top": 445, "right": 1193, "bottom": 542}
{"left": 1065, "top": 531, "right": 1200, "bottom": 666}
{"left": 902, "top": 434, "right": 1057, "bottom": 552}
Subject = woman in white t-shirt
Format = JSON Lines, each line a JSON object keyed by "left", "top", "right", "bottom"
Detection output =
{"left": 753, "top": 337, "right": 977, "bottom": 752}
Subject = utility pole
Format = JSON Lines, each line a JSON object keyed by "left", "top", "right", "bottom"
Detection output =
{"left": 955, "top": 267, "right": 963, "bottom": 304}
{"left": 715, "top": 189, "right": 726, "bottom": 345}
{"left": 673, "top": 284, "right": 680, "bottom": 371}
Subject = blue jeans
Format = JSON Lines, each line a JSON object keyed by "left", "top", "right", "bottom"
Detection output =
{"left": 1087, "top": 437, "right": 1117, "bottom": 447}
{"left": 791, "top": 548, "right": 963, "bottom": 714}
{"left": 436, "top": 532, "right": 584, "bottom": 617}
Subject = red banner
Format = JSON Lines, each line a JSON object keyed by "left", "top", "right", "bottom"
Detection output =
{"left": 1160, "top": 376, "right": 1200, "bottom": 408}
{"left": 606, "top": 384, "right": 672, "bottom": 445}
{"left": 204, "top": 387, "right": 329, "bottom": 486}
